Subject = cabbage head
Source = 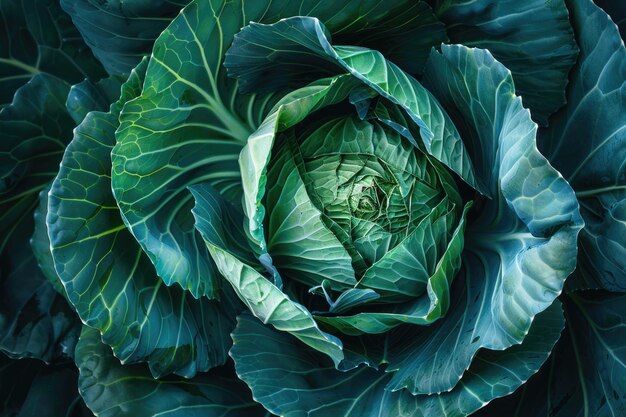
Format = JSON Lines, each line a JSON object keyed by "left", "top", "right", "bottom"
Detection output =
{"left": 0, "top": 0, "right": 624, "bottom": 416}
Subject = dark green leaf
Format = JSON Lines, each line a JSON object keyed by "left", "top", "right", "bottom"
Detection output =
{"left": 0, "top": 353, "right": 93, "bottom": 417}
{"left": 433, "top": 0, "right": 578, "bottom": 125}
{"left": 0, "top": 0, "right": 105, "bottom": 107}
{"left": 331, "top": 1, "right": 447, "bottom": 76}
{"left": 30, "top": 186, "right": 64, "bottom": 294}
{"left": 230, "top": 301, "right": 564, "bottom": 417}
{"left": 0, "top": 204, "right": 80, "bottom": 361}
{"left": 48, "top": 59, "right": 238, "bottom": 378}
{"left": 60, "top": 0, "right": 190, "bottom": 75}
{"left": 1, "top": 75, "right": 74, "bottom": 236}
{"left": 75, "top": 326, "right": 266, "bottom": 417}
{"left": 539, "top": 0, "right": 626, "bottom": 292}
{"left": 65, "top": 76, "right": 124, "bottom": 124}
{"left": 0, "top": 75, "right": 81, "bottom": 362}
{"left": 475, "top": 291, "right": 626, "bottom": 417}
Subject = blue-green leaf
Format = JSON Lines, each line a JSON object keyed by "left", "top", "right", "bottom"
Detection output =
{"left": 48, "top": 59, "right": 238, "bottom": 378}
{"left": 433, "top": 0, "right": 578, "bottom": 125}
{"left": 384, "top": 44, "right": 583, "bottom": 395}
{"left": 592, "top": 0, "right": 625, "bottom": 39}
{"left": 475, "top": 291, "right": 626, "bottom": 417}
{"left": 539, "top": 0, "right": 626, "bottom": 292}
{"left": 75, "top": 326, "right": 266, "bottom": 417}
{"left": 231, "top": 301, "right": 564, "bottom": 417}
{"left": 0, "top": 0, "right": 105, "bottom": 107}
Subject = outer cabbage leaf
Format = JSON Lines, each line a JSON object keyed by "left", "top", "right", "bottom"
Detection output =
{"left": 375, "top": 44, "right": 583, "bottom": 395}
{"left": 65, "top": 76, "right": 124, "bottom": 124}
{"left": 595, "top": 0, "right": 626, "bottom": 39}
{"left": 75, "top": 326, "right": 266, "bottom": 417}
{"left": 30, "top": 187, "right": 65, "bottom": 294}
{"left": 474, "top": 291, "right": 626, "bottom": 417}
{"left": 0, "top": 75, "right": 74, "bottom": 246}
{"left": 0, "top": 188, "right": 80, "bottom": 362}
{"left": 111, "top": 0, "right": 449, "bottom": 299}
{"left": 230, "top": 301, "right": 564, "bottom": 417}
{"left": 431, "top": 0, "right": 578, "bottom": 125}
{"left": 60, "top": 0, "right": 190, "bottom": 75}
{"left": 539, "top": 0, "right": 626, "bottom": 292}
{"left": 48, "top": 59, "right": 238, "bottom": 378}
{"left": 0, "top": 0, "right": 105, "bottom": 107}
{"left": 327, "top": 1, "right": 447, "bottom": 76}
{"left": 0, "top": 353, "right": 92, "bottom": 417}
{"left": 0, "top": 75, "right": 82, "bottom": 362}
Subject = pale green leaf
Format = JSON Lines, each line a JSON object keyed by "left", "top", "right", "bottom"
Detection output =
{"left": 190, "top": 183, "right": 345, "bottom": 366}
{"left": 225, "top": 16, "right": 487, "bottom": 195}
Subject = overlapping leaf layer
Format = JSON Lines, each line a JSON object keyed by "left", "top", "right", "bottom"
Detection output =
{"left": 0, "top": 1, "right": 624, "bottom": 417}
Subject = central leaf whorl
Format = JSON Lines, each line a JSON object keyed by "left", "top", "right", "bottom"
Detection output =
{"left": 266, "top": 112, "right": 462, "bottom": 300}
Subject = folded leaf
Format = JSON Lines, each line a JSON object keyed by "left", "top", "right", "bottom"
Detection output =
{"left": 48, "top": 59, "right": 238, "bottom": 378}
{"left": 433, "top": 0, "right": 578, "bottom": 125}
{"left": 231, "top": 301, "right": 564, "bottom": 417}
{"left": 383, "top": 44, "right": 583, "bottom": 395}
{"left": 75, "top": 326, "right": 266, "bottom": 417}
{"left": 539, "top": 0, "right": 626, "bottom": 292}
{"left": 225, "top": 16, "right": 487, "bottom": 195}
{"left": 190, "top": 183, "right": 345, "bottom": 366}
{"left": 316, "top": 202, "right": 470, "bottom": 335}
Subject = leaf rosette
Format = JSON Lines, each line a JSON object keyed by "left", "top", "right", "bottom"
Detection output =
{"left": 17, "top": 0, "right": 622, "bottom": 415}
{"left": 179, "top": 5, "right": 585, "bottom": 416}
{"left": 0, "top": 0, "right": 623, "bottom": 414}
